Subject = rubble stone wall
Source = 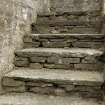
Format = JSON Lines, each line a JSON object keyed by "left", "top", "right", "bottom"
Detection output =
{"left": 0, "top": 0, "right": 37, "bottom": 93}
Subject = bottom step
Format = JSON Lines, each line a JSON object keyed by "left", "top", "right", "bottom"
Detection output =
{"left": 2, "top": 68, "right": 104, "bottom": 99}
{"left": 0, "top": 93, "right": 103, "bottom": 105}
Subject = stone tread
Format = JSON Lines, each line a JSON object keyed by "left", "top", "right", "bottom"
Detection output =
{"left": 4, "top": 68, "right": 104, "bottom": 86}
{"left": 0, "top": 93, "right": 103, "bottom": 105}
{"left": 31, "top": 33, "right": 104, "bottom": 36}
{"left": 15, "top": 48, "right": 103, "bottom": 57}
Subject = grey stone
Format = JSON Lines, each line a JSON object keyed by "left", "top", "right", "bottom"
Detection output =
{"left": 33, "top": 25, "right": 99, "bottom": 34}
{"left": 30, "top": 63, "right": 43, "bottom": 69}
{"left": 74, "top": 64, "right": 103, "bottom": 71}
{"left": 30, "top": 57, "right": 46, "bottom": 63}
{"left": 36, "top": 15, "right": 101, "bottom": 27}
{"left": 2, "top": 77, "right": 25, "bottom": 87}
{"left": 3, "top": 86, "right": 26, "bottom": 93}
{"left": 50, "top": 0, "right": 102, "bottom": 14}
{"left": 82, "top": 56, "right": 99, "bottom": 63}
{"left": 60, "top": 85, "right": 75, "bottom": 91}
{"left": 24, "top": 42, "right": 40, "bottom": 48}
{"left": 15, "top": 48, "right": 103, "bottom": 58}
{"left": 30, "top": 87, "right": 55, "bottom": 95}
{"left": 26, "top": 82, "right": 53, "bottom": 87}
{"left": 72, "top": 42, "right": 103, "bottom": 48}
{"left": 44, "top": 64, "right": 74, "bottom": 69}
{"left": 4, "top": 69, "right": 104, "bottom": 87}
{"left": 14, "top": 57, "right": 29, "bottom": 67}
{"left": 0, "top": 93, "right": 103, "bottom": 105}
{"left": 47, "top": 57, "right": 80, "bottom": 64}
{"left": 54, "top": 88, "right": 67, "bottom": 96}
{"left": 23, "top": 36, "right": 32, "bottom": 43}
{"left": 42, "top": 41, "right": 71, "bottom": 48}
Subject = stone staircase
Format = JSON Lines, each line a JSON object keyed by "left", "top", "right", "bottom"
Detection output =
{"left": 1, "top": 0, "right": 105, "bottom": 104}
{"left": 2, "top": 34, "right": 105, "bottom": 98}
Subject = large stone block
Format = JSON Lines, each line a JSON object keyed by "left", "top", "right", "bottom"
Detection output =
{"left": 74, "top": 64, "right": 103, "bottom": 71}
{"left": 32, "top": 25, "right": 99, "bottom": 34}
{"left": 44, "top": 64, "right": 74, "bottom": 69}
{"left": 82, "top": 56, "right": 100, "bottom": 64}
{"left": 30, "top": 63, "right": 43, "bottom": 69}
{"left": 30, "top": 57, "right": 46, "bottom": 63}
{"left": 14, "top": 57, "right": 29, "bottom": 67}
{"left": 72, "top": 42, "right": 104, "bottom": 48}
{"left": 23, "top": 42, "right": 40, "bottom": 48}
{"left": 42, "top": 41, "right": 71, "bottom": 48}
{"left": 26, "top": 82, "right": 53, "bottom": 87}
{"left": 29, "top": 87, "right": 55, "bottom": 95}
{"left": 3, "top": 86, "right": 26, "bottom": 93}
{"left": 2, "top": 77, "right": 25, "bottom": 87}
{"left": 47, "top": 56, "right": 80, "bottom": 64}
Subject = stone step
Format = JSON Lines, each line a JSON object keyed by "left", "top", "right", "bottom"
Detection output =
{"left": 38, "top": 0, "right": 102, "bottom": 16}
{"left": 23, "top": 34, "right": 105, "bottom": 49}
{"left": 0, "top": 93, "right": 104, "bottom": 105}
{"left": 2, "top": 69, "right": 104, "bottom": 98}
{"left": 35, "top": 15, "right": 101, "bottom": 27}
{"left": 14, "top": 48, "right": 104, "bottom": 71}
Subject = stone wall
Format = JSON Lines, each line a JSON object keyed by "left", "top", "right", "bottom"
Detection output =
{"left": 0, "top": 0, "right": 104, "bottom": 93}
{"left": 0, "top": 0, "right": 37, "bottom": 93}
{"left": 32, "top": 0, "right": 103, "bottom": 34}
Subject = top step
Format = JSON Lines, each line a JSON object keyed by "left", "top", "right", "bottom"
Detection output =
{"left": 38, "top": 0, "right": 102, "bottom": 16}
{"left": 34, "top": 0, "right": 103, "bottom": 34}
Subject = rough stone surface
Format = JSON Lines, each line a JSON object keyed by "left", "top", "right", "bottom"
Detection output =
{"left": 30, "top": 63, "right": 43, "bottom": 69}
{"left": 0, "top": 0, "right": 105, "bottom": 101}
{"left": 23, "top": 34, "right": 105, "bottom": 49}
{"left": 15, "top": 48, "right": 103, "bottom": 58}
{"left": 14, "top": 48, "right": 104, "bottom": 71}
{"left": 2, "top": 69, "right": 104, "bottom": 98}
{"left": 30, "top": 57, "right": 46, "bottom": 63}
{"left": 32, "top": 25, "right": 100, "bottom": 34}
{"left": 2, "top": 77, "right": 25, "bottom": 87}
{"left": 44, "top": 64, "right": 74, "bottom": 69}
{"left": 4, "top": 69, "right": 104, "bottom": 86}
{"left": 3, "top": 86, "right": 26, "bottom": 93}
{"left": 74, "top": 64, "right": 103, "bottom": 71}
{"left": 38, "top": 0, "right": 102, "bottom": 15}
{"left": 14, "top": 57, "right": 29, "bottom": 67}
{"left": 33, "top": 0, "right": 103, "bottom": 34}
{"left": 0, "top": 93, "right": 103, "bottom": 105}
{"left": 0, "top": 0, "right": 38, "bottom": 93}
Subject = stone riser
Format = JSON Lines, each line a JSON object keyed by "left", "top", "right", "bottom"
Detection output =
{"left": 14, "top": 55, "right": 103, "bottom": 71}
{"left": 32, "top": 12, "right": 102, "bottom": 34}
{"left": 2, "top": 77, "right": 103, "bottom": 99}
{"left": 46, "top": 0, "right": 102, "bottom": 15}
{"left": 36, "top": 15, "right": 101, "bottom": 27}
{"left": 32, "top": 25, "right": 100, "bottom": 34}
{"left": 23, "top": 34, "right": 105, "bottom": 49}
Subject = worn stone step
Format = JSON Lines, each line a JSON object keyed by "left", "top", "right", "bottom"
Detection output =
{"left": 14, "top": 48, "right": 104, "bottom": 71}
{"left": 38, "top": 0, "right": 102, "bottom": 16}
{"left": 23, "top": 34, "right": 105, "bottom": 49}
{"left": 0, "top": 93, "right": 104, "bottom": 105}
{"left": 2, "top": 69, "right": 104, "bottom": 98}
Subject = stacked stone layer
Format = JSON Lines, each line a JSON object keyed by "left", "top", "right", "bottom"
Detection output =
{"left": 14, "top": 48, "right": 104, "bottom": 71}
{"left": 2, "top": 69, "right": 104, "bottom": 99}
{"left": 32, "top": 13, "right": 102, "bottom": 34}
{"left": 23, "top": 34, "right": 105, "bottom": 49}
